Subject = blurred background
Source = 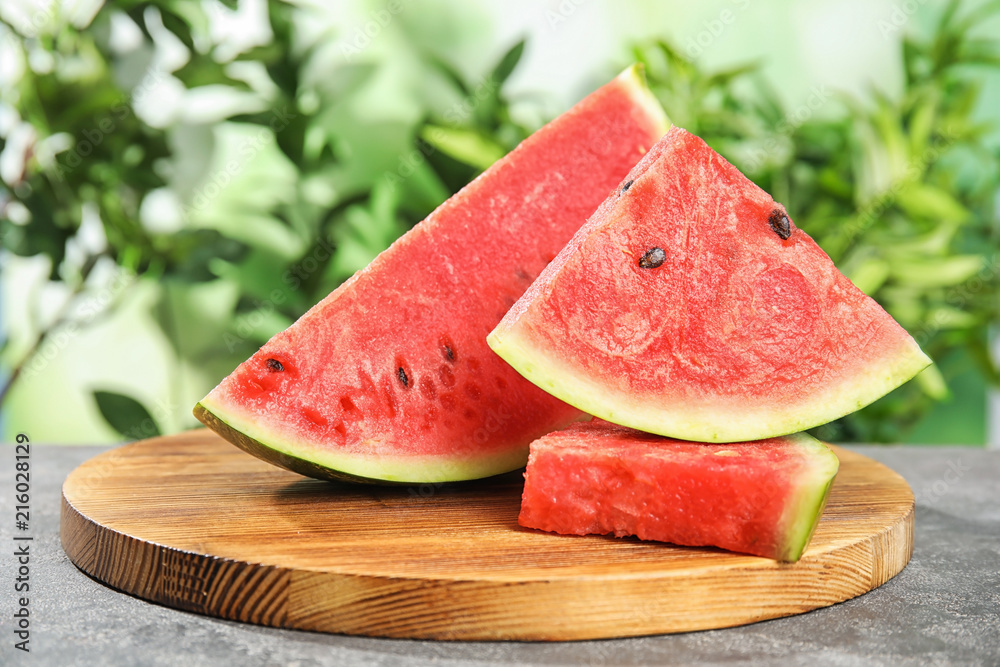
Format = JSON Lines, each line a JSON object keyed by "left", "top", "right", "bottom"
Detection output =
{"left": 1, "top": 0, "right": 998, "bottom": 446}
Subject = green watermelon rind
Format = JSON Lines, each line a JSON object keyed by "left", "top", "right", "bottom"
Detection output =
{"left": 193, "top": 401, "right": 532, "bottom": 484}
{"left": 777, "top": 433, "right": 840, "bottom": 562}
{"left": 488, "top": 328, "right": 931, "bottom": 444}
{"left": 617, "top": 63, "right": 670, "bottom": 136}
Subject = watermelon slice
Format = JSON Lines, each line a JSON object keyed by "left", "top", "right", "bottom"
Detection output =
{"left": 518, "top": 420, "right": 840, "bottom": 561}
{"left": 488, "top": 127, "right": 931, "bottom": 443}
{"left": 194, "top": 65, "right": 669, "bottom": 483}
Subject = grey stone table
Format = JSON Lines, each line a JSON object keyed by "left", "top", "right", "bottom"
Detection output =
{"left": 1, "top": 443, "right": 997, "bottom": 667}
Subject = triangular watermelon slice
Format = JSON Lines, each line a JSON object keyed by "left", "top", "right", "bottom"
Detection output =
{"left": 194, "top": 65, "right": 669, "bottom": 483}
{"left": 488, "top": 127, "right": 931, "bottom": 443}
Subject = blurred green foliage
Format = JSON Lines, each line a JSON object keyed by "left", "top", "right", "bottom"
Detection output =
{"left": 0, "top": 0, "right": 998, "bottom": 443}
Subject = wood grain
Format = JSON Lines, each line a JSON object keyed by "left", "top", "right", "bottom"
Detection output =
{"left": 61, "top": 429, "right": 914, "bottom": 641}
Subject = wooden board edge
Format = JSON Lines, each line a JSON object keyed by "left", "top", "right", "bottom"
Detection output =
{"left": 61, "top": 489, "right": 291, "bottom": 628}
{"left": 283, "top": 500, "right": 914, "bottom": 641}
{"left": 60, "top": 486, "right": 914, "bottom": 641}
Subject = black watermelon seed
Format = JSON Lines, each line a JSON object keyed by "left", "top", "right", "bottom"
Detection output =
{"left": 638, "top": 247, "right": 666, "bottom": 269}
{"left": 397, "top": 366, "right": 409, "bottom": 388}
{"left": 266, "top": 358, "right": 284, "bottom": 372}
{"left": 439, "top": 335, "right": 458, "bottom": 362}
{"left": 768, "top": 210, "right": 792, "bottom": 240}
{"left": 621, "top": 179, "right": 634, "bottom": 193}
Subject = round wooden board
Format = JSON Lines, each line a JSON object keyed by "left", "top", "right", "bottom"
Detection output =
{"left": 61, "top": 429, "right": 913, "bottom": 641}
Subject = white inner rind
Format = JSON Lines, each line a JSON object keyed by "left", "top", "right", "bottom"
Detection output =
{"left": 199, "top": 397, "right": 531, "bottom": 483}
{"left": 488, "top": 329, "right": 931, "bottom": 444}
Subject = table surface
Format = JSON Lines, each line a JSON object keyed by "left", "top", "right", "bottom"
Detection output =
{"left": 1, "top": 442, "right": 998, "bottom": 667}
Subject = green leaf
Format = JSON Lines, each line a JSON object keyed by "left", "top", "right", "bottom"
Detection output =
{"left": 924, "top": 306, "right": 978, "bottom": 330}
{"left": 420, "top": 125, "right": 506, "bottom": 171}
{"left": 843, "top": 255, "right": 891, "bottom": 295}
{"left": 895, "top": 183, "right": 970, "bottom": 222}
{"left": 936, "top": 0, "right": 963, "bottom": 35}
{"left": 906, "top": 91, "right": 938, "bottom": 156}
{"left": 872, "top": 104, "right": 910, "bottom": 179}
{"left": 159, "top": 7, "right": 196, "bottom": 51}
{"left": 953, "top": 1, "right": 1000, "bottom": 37}
{"left": 966, "top": 338, "right": 1000, "bottom": 387}
{"left": 882, "top": 220, "right": 958, "bottom": 256}
{"left": 490, "top": 38, "right": 526, "bottom": 87}
{"left": 914, "top": 364, "right": 950, "bottom": 400}
{"left": 705, "top": 62, "right": 759, "bottom": 88}
{"left": 426, "top": 54, "right": 471, "bottom": 96}
{"left": 959, "top": 38, "right": 1000, "bottom": 65}
{"left": 173, "top": 56, "right": 253, "bottom": 91}
{"left": 889, "top": 255, "right": 984, "bottom": 288}
{"left": 93, "top": 390, "right": 162, "bottom": 440}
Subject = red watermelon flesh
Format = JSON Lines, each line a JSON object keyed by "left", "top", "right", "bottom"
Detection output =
{"left": 194, "top": 65, "right": 669, "bottom": 483}
{"left": 518, "top": 420, "right": 839, "bottom": 561}
{"left": 489, "top": 127, "right": 931, "bottom": 443}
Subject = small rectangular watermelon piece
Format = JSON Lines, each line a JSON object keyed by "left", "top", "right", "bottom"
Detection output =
{"left": 518, "top": 421, "right": 839, "bottom": 561}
